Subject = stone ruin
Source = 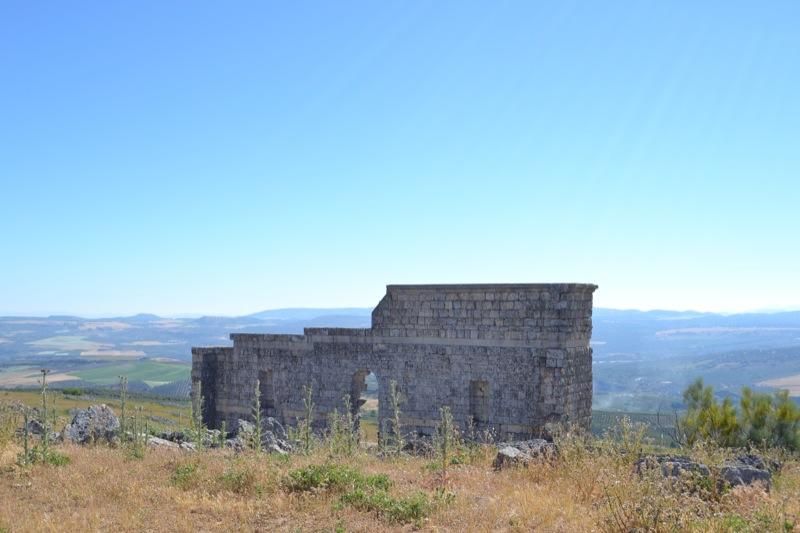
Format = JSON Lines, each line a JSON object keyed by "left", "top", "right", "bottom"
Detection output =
{"left": 191, "top": 283, "right": 597, "bottom": 440}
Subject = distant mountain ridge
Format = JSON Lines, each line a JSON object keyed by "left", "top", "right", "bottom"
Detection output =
{"left": 245, "top": 307, "right": 372, "bottom": 321}
{"left": 2, "top": 306, "right": 800, "bottom": 409}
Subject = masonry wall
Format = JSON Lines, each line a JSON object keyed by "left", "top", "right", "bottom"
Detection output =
{"left": 191, "top": 283, "right": 596, "bottom": 440}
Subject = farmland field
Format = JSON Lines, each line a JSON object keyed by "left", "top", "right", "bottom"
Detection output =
{"left": 72, "top": 360, "right": 190, "bottom": 386}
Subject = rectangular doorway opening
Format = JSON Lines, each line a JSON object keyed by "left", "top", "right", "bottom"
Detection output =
{"left": 469, "top": 380, "right": 489, "bottom": 425}
{"left": 259, "top": 370, "right": 275, "bottom": 418}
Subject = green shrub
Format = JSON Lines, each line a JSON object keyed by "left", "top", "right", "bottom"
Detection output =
{"left": 340, "top": 488, "right": 432, "bottom": 525}
{"left": 61, "top": 387, "right": 83, "bottom": 396}
{"left": 171, "top": 462, "right": 199, "bottom": 490}
{"left": 42, "top": 450, "right": 70, "bottom": 466}
{"left": 219, "top": 466, "right": 257, "bottom": 495}
{"left": 284, "top": 464, "right": 391, "bottom": 493}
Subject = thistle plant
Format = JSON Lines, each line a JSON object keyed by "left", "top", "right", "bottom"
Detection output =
{"left": 327, "top": 395, "right": 357, "bottom": 457}
{"left": 251, "top": 379, "right": 263, "bottom": 452}
{"left": 218, "top": 420, "right": 227, "bottom": 448}
{"left": 301, "top": 384, "right": 314, "bottom": 454}
{"left": 190, "top": 381, "right": 206, "bottom": 449}
{"left": 118, "top": 376, "right": 128, "bottom": 436}
{"left": 20, "top": 408, "right": 30, "bottom": 465}
{"left": 389, "top": 380, "right": 404, "bottom": 452}
{"left": 39, "top": 369, "right": 50, "bottom": 458}
{"left": 341, "top": 394, "right": 356, "bottom": 456}
{"left": 435, "top": 406, "right": 457, "bottom": 484}
{"left": 128, "top": 405, "right": 146, "bottom": 459}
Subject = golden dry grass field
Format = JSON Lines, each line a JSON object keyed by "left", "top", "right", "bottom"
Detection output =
{"left": 0, "top": 393, "right": 798, "bottom": 532}
{"left": 0, "top": 441, "right": 798, "bottom": 532}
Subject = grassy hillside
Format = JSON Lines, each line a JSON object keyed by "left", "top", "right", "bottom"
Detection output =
{"left": 0, "top": 388, "right": 188, "bottom": 434}
{"left": 1, "top": 391, "right": 799, "bottom": 531}
{"left": 0, "top": 427, "right": 798, "bottom": 531}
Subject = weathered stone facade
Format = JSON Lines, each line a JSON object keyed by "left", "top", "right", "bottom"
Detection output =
{"left": 192, "top": 283, "right": 597, "bottom": 440}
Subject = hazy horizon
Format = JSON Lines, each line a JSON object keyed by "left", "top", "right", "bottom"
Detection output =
{"left": 3, "top": 302, "right": 800, "bottom": 320}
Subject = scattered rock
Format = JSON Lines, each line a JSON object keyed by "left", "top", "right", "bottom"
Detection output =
{"left": 157, "top": 431, "right": 187, "bottom": 443}
{"left": 732, "top": 454, "right": 781, "bottom": 474}
{"left": 227, "top": 418, "right": 292, "bottom": 453}
{"left": 402, "top": 436, "right": 436, "bottom": 457}
{"left": 232, "top": 419, "right": 254, "bottom": 437}
{"left": 64, "top": 405, "right": 120, "bottom": 445}
{"left": 147, "top": 436, "right": 180, "bottom": 449}
{"left": 225, "top": 437, "right": 246, "bottom": 452}
{"left": 264, "top": 417, "right": 288, "bottom": 441}
{"left": 493, "top": 439, "right": 556, "bottom": 469}
{"left": 635, "top": 455, "right": 711, "bottom": 478}
{"left": 24, "top": 419, "right": 45, "bottom": 436}
{"left": 635, "top": 454, "right": 775, "bottom": 491}
{"left": 720, "top": 455, "right": 776, "bottom": 490}
{"left": 147, "top": 436, "right": 196, "bottom": 452}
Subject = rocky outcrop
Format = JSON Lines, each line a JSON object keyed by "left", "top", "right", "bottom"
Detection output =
{"left": 19, "top": 418, "right": 61, "bottom": 443}
{"left": 493, "top": 439, "right": 557, "bottom": 469}
{"left": 229, "top": 418, "right": 292, "bottom": 454}
{"left": 635, "top": 455, "right": 711, "bottom": 478}
{"left": 720, "top": 454, "right": 781, "bottom": 491}
{"left": 635, "top": 454, "right": 778, "bottom": 491}
{"left": 64, "top": 405, "right": 120, "bottom": 445}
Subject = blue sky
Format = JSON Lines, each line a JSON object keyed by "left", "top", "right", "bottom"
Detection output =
{"left": 1, "top": 1, "right": 798, "bottom": 316}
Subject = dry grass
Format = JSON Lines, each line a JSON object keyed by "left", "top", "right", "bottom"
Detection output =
{"left": 0, "top": 399, "right": 798, "bottom": 532}
{"left": 0, "top": 438, "right": 797, "bottom": 532}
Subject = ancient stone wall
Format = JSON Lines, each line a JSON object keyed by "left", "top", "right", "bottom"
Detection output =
{"left": 191, "top": 283, "right": 596, "bottom": 440}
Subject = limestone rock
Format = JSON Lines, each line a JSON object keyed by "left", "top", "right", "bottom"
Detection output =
{"left": 493, "top": 439, "right": 556, "bottom": 469}
{"left": 635, "top": 455, "right": 711, "bottom": 478}
{"left": 229, "top": 418, "right": 292, "bottom": 453}
{"left": 64, "top": 404, "right": 120, "bottom": 445}
{"left": 25, "top": 419, "right": 45, "bottom": 435}
{"left": 232, "top": 419, "right": 254, "bottom": 438}
{"left": 146, "top": 436, "right": 196, "bottom": 452}
{"left": 635, "top": 454, "right": 775, "bottom": 491}
{"left": 402, "top": 436, "right": 436, "bottom": 457}
{"left": 157, "top": 431, "right": 187, "bottom": 443}
{"left": 147, "top": 436, "right": 180, "bottom": 449}
{"left": 731, "top": 454, "right": 781, "bottom": 474}
{"left": 264, "top": 417, "right": 288, "bottom": 440}
{"left": 720, "top": 455, "right": 777, "bottom": 490}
